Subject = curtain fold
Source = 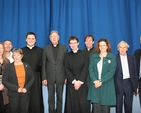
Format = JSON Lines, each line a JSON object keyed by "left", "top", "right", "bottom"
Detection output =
{"left": 0, "top": 0, "right": 140, "bottom": 53}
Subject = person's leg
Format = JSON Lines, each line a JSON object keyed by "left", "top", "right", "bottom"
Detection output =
{"left": 93, "top": 103, "right": 102, "bottom": 113}
{"left": 56, "top": 83, "right": 64, "bottom": 113}
{"left": 48, "top": 83, "right": 55, "bottom": 113}
{"left": 116, "top": 88, "right": 124, "bottom": 113}
{"left": 101, "top": 105, "right": 110, "bottom": 113}
{"left": 9, "top": 96, "right": 19, "bottom": 113}
{"left": 123, "top": 79, "right": 133, "bottom": 113}
{"left": 20, "top": 93, "right": 30, "bottom": 113}
{"left": 0, "top": 91, "right": 6, "bottom": 113}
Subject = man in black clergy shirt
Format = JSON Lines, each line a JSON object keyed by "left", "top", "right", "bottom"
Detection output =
{"left": 21, "top": 32, "right": 43, "bottom": 113}
{"left": 84, "top": 34, "right": 96, "bottom": 113}
{"left": 42, "top": 30, "right": 68, "bottom": 113}
{"left": 84, "top": 34, "right": 96, "bottom": 59}
{"left": 64, "top": 36, "right": 90, "bottom": 113}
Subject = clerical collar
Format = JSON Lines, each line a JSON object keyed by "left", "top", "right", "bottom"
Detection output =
{"left": 72, "top": 48, "right": 79, "bottom": 53}
{"left": 52, "top": 44, "right": 59, "bottom": 47}
{"left": 87, "top": 47, "right": 93, "bottom": 51}
{"left": 27, "top": 45, "right": 35, "bottom": 49}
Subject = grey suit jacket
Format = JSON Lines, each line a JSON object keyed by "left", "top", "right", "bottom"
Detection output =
{"left": 42, "top": 44, "right": 68, "bottom": 83}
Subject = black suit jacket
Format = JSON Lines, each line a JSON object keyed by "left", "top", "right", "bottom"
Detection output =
{"left": 42, "top": 44, "right": 68, "bottom": 83}
{"left": 2, "top": 62, "right": 35, "bottom": 96}
{"left": 114, "top": 54, "right": 138, "bottom": 92}
{"left": 134, "top": 49, "right": 141, "bottom": 86}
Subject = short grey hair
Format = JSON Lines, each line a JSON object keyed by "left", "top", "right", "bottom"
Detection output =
{"left": 50, "top": 30, "right": 59, "bottom": 36}
{"left": 117, "top": 41, "right": 129, "bottom": 49}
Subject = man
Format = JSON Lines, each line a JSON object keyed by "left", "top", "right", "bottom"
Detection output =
{"left": 84, "top": 34, "right": 96, "bottom": 113}
{"left": 64, "top": 36, "right": 90, "bottom": 113}
{"left": 84, "top": 34, "right": 96, "bottom": 58}
{"left": 134, "top": 47, "right": 141, "bottom": 106}
{"left": 4, "top": 40, "right": 14, "bottom": 63}
{"left": 114, "top": 41, "right": 138, "bottom": 113}
{"left": 21, "top": 32, "right": 43, "bottom": 113}
{"left": 42, "top": 30, "right": 68, "bottom": 113}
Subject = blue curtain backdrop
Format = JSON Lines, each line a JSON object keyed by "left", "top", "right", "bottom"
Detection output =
{"left": 0, "top": 0, "right": 141, "bottom": 53}
{"left": 0, "top": 0, "right": 141, "bottom": 113}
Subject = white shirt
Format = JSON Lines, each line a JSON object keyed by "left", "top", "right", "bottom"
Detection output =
{"left": 97, "top": 58, "right": 103, "bottom": 80}
{"left": 8, "top": 51, "right": 14, "bottom": 63}
{"left": 120, "top": 55, "right": 130, "bottom": 79}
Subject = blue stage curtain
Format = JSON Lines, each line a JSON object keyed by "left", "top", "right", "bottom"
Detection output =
{"left": 0, "top": 0, "right": 141, "bottom": 53}
{"left": 0, "top": 0, "right": 141, "bottom": 113}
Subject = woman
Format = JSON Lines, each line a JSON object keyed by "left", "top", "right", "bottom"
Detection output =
{"left": 2, "top": 49, "right": 35, "bottom": 113}
{"left": 0, "top": 42, "right": 10, "bottom": 113}
{"left": 87, "top": 38, "right": 116, "bottom": 113}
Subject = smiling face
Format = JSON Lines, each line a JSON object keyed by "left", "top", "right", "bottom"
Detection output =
{"left": 12, "top": 49, "right": 23, "bottom": 63}
{"left": 99, "top": 41, "right": 108, "bottom": 53}
{"left": 4, "top": 40, "right": 13, "bottom": 52}
{"left": 118, "top": 42, "right": 128, "bottom": 56}
{"left": 69, "top": 39, "right": 79, "bottom": 51}
{"left": 26, "top": 34, "right": 36, "bottom": 47}
{"left": 50, "top": 32, "right": 59, "bottom": 45}
{"left": 85, "top": 37, "right": 94, "bottom": 49}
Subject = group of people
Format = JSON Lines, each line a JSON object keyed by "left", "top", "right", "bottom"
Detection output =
{"left": 0, "top": 30, "right": 140, "bottom": 113}
{"left": 0, "top": 32, "right": 43, "bottom": 113}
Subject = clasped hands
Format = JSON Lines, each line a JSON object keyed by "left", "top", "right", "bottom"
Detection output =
{"left": 73, "top": 80, "right": 82, "bottom": 90}
{"left": 18, "top": 87, "right": 27, "bottom": 93}
{"left": 94, "top": 80, "right": 102, "bottom": 88}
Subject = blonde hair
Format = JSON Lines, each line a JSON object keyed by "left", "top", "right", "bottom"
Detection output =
{"left": 0, "top": 42, "right": 6, "bottom": 59}
{"left": 12, "top": 48, "right": 23, "bottom": 58}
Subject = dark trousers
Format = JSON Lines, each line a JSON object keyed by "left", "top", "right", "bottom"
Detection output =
{"left": 139, "top": 81, "right": 141, "bottom": 106}
{"left": 0, "top": 91, "right": 6, "bottom": 113}
{"left": 116, "top": 79, "right": 133, "bottom": 113}
{"left": 93, "top": 103, "right": 110, "bottom": 113}
{"left": 9, "top": 93, "right": 30, "bottom": 113}
{"left": 48, "top": 83, "right": 64, "bottom": 113}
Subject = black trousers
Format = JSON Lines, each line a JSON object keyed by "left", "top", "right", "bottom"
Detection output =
{"left": 9, "top": 93, "right": 30, "bottom": 113}
{"left": 116, "top": 79, "right": 133, "bottom": 113}
{"left": 48, "top": 83, "right": 64, "bottom": 113}
{"left": 0, "top": 91, "right": 6, "bottom": 113}
{"left": 93, "top": 103, "right": 110, "bottom": 113}
{"left": 139, "top": 80, "right": 141, "bottom": 106}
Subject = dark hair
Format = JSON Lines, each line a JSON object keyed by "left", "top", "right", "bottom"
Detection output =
{"left": 3, "top": 39, "right": 12, "bottom": 44}
{"left": 68, "top": 36, "right": 79, "bottom": 43}
{"left": 26, "top": 32, "right": 36, "bottom": 39}
{"left": 84, "top": 34, "right": 94, "bottom": 42}
{"left": 96, "top": 38, "right": 112, "bottom": 52}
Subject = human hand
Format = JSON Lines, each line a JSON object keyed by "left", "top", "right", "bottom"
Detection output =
{"left": 64, "top": 79, "right": 67, "bottom": 84}
{"left": 94, "top": 80, "right": 102, "bottom": 88}
{"left": 74, "top": 81, "right": 81, "bottom": 90}
{"left": 21, "top": 88, "right": 27, "bottom": 93}
{"left": 0, "top": 84, "right": 4, "bottom": 90}
{"left": 18, "top": 88, "right": 22, "bottom": 93}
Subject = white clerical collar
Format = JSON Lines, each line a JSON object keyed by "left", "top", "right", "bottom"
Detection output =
{"left": 27, "top": 45, "right": 35, "bottom": 49}
{"left": 87, "top": 47, "right": 93, "bottom": 51}
{"left": 52, "top": 44, "right": 59, "bottom": 47}
{"left": 72, "top": 48, "right": 79, "bottom": 53}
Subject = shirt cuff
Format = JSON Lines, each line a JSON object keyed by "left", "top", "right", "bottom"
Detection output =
{"left": 78, "top": 80, "right": 84, "bottom": 84}
{"left": 72, "top": 79, "right": 76, "bottom": 84}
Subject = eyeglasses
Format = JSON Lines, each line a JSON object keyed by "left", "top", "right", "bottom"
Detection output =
{"left": 99, "top": 45, "right": 107, "bottom": 47}
{"left": 69, "top": 42, "right": 78, "bottom": 45}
